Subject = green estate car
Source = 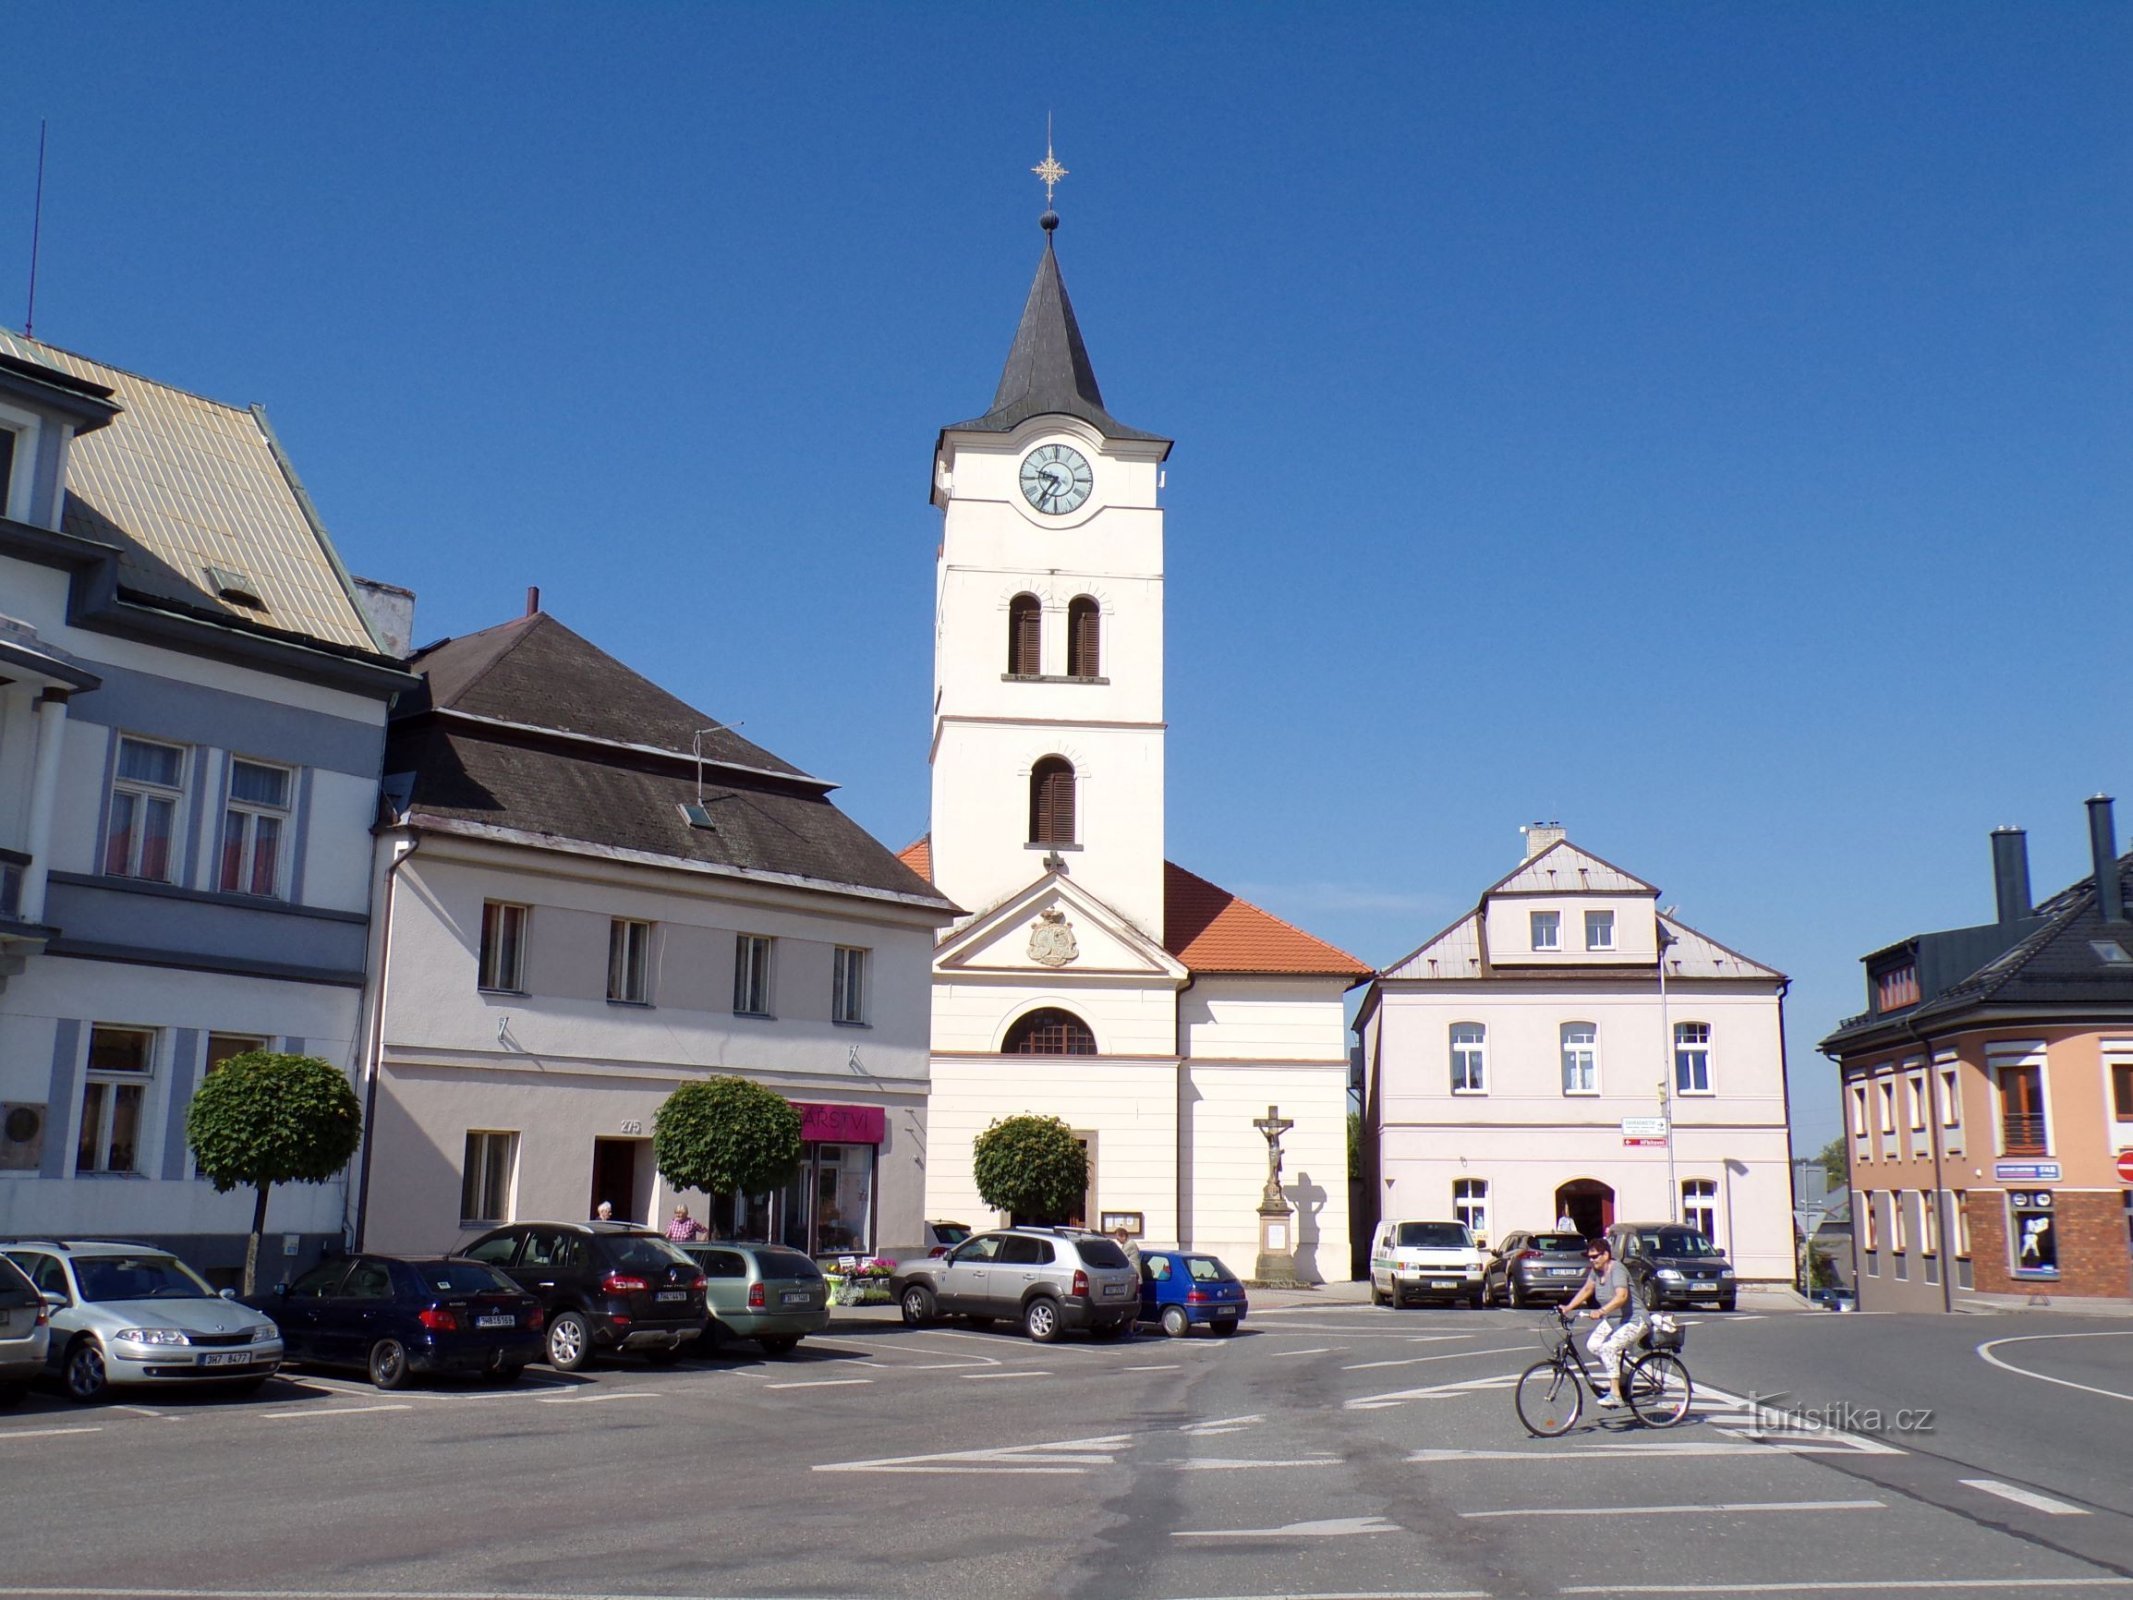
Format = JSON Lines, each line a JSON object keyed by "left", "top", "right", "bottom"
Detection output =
{"left": 676, "top": 1242, "right": 830, "bottom": 1356}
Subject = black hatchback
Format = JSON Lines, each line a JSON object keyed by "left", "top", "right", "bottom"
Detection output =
{"left": 456, "top": 1222, "right": 707, "bottom": 1371}
{"left": 247, "top": 1255, "right": 543, "bottom": 1389}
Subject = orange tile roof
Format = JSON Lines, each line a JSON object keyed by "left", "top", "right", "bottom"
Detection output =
{"left": 1163, "top": 862, "right": 1370, "bottom": 978}
{"left": 895, "top": 841, "right": 1365, "bottom": 979}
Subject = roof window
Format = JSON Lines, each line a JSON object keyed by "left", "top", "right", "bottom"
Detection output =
{"left": 2089, "top": 940, "right": 2132, "bottom": 966}
{"left": 205, "top": 565, "right": 267, "bottom": 611}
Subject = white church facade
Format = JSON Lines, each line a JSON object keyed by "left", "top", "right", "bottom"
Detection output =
{"left": 899, "top": 210, "right": 1367, "bottom": 1279}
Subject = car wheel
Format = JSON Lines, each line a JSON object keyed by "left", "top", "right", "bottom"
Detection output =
{"left": 758, "top": 1336, "right": 801, "bottom": 1357}
{"left": 1717, "top": 1294, "right": 1737, "bottom": 1312}
{"left": 1468, "top": 1288, "right": 1485, "bottom": 1309}
{"left": 484, "top": 1361, "right": 526, "bottom": 1386}
{"left": 231, "top": 1377, "right": 269, "bottom": 1396}
{"left": 696, "top": 1319, "right": 729, "bottom": 1356}
{"left": 1160, "top": 1305, "right": 1191, "bottom": 1339}
{"left": 546, "top": 1310, "right": 593, "bottom": 1372}
{"left": 1023, "top": 1297, "right": 1063, "bottom": 1343}
{"left": 1509, "top": 1277, "right": 1527, "bottom": 1310}
{"left": 63, "top": 1339, "right": 109, "bottom": 1403}
{"left": 1211, "top": 1321, "right": 1238, "bottom": 1338}
{"left": 367, "top": 1339, "right": 411, "bottom": 1390}
{"left": 1370, "top": 1277, "right": 1387, "bottom": 1307}
{"left": 643, "top": 1342, "right": 684, "bottom": 1366}
{"left": 900, "top": 1285, "right": 936, "bottom": 1327}
{"left": 0, "top": 1382, "right": 24, "bottom": 1409}
{"left": 1479, "top": 1277, "right": 1495, "bottom": 1308}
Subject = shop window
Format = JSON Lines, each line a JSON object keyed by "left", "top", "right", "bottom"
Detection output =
{"left": 2008, "top": 1190, "right": 2057, "bottom": 1277}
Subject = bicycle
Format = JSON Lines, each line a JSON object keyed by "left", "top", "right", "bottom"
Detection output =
{"left": 1513, "top": 1307, "right": 1694, "bottom": 1436}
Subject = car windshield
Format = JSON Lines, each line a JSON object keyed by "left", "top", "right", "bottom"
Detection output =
{"left": 1076, "top": 1239, "right": 1130, "bottom": 1269}
{"left": 752, "top": 1248, "right": 823, "bottom": 1282}
{"left": 1641, "top": 1229, "right": 1724, "bottom": 1258}
{"left": 1184, "top": 1256, "right": 1235, "bottom": 1283}
{"left": 605, "top": 1235, "right": 694, "bottom": 1273}
{"left": 418, "top": 1261, "right": 520, "bottom": 1295}
{"left": 1395, "top": 1223, "right": 1472, "bottom": 1249}
{"left": 75, "top": 1254, "right": 215, "bottom": 1302}
{"left": 1530, "top": 1234, "right": 1586, "bottom": 1253}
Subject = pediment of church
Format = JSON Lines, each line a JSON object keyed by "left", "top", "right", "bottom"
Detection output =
{"left": 936, "top": 872, "right": 1187, "bottom": 981}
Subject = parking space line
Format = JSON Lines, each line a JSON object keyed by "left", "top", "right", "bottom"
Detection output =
{"left": 1960, "top": 1479, "right": 2091, "bottom": 1516}
{"left": 0, "top": 1425, "right": 101, "bottom": 1441}
{"left": 1122, "top": 1363, "right": 1180, "bottom": 1372}
{"left": 1462, "top": 1499, "right": 1883, "bottom": 1519}
{"left": 1343, "top": 1344, "right": 1530, "bottom": 1372}
{"left": 1176, "top": 1456, "right": 1341, "bottom": 1471}
{"left": 765, "top": 1379, "right": 873, "bottom": 1390}
{"left": 960, "top": 1370, "right": 1051, "bottom": 1381}
{"left": 1563, "top": 1581, "right": 2133, "bottom": 1594}
{"left": 533, "top": 1391, "right": 657, "bottom": 1404}
{"left": 1271, "top": 1347, "right": 1338, "bottom": 1357}
{"left": 258, "top": 1405, "right": 411, "bottom": 1420}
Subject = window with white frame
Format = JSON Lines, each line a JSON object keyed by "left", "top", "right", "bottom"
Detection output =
{"left": 217, "top": 759, "right": 291, "bottom": 897}
{"left": 1530, "top": 910, "right": 1561, "bottom": 951}
{"left": 1449, "top": 1023, "right": 1487, "bottom": 1093}
{"left": 832, "top": 946, "right": 867, "bottom": 1025}
{"left": 1560, "top": 1022, "right": 1599, "bottom": 1094}
{"left": 460, "top": 1131, "right": 519, "bottom": 1225}
{"left": 1682, "top": 1178, "right": 1717, "bottom": 1240}
{"left": 2108, "top": 1055, "right": 2133, "bottom": 1124}
{"left": 734, "top": 934, "right": 774, "bottom": 1016}
{"left": 1849, "top": 1082, "right": 1869, "bottom": 1142}
{"left": 1921, "top": 1187, "right": 1940, "bottom": 1256}
{"left": 1861, "top": 1189, "right": 1878, "bottom": 1252}
{"left": 1940, "top": 1067, "right": 1964, "bottom": 1128}
{"left": 1907, "top": 1073, "right": 1927, "bottom": 1132}
{"left": 103, "top": 737, "right": 185, "bottom": 882}
{"left": 478, "top": 902, "right": 528, "bottom": 993}
{"left": 1584, "top": 909, "right": 1615, "bottom": 951}
{"left": 1953, "top": 1190, "right": 1971, "bottom": 1258}
{"left": 1453, "top": 1177, "right": 1488, "bottom": 1238}
{"left": 608, "top": 919, "right": 651, "bottom": 1004}
{"left": 1890, "top": 1189, "right": 1907, "bottom": 1253}
{"left": 1674, "top": 1022, "right": 1712, "bottom": 1093}
{"left": 77, "top": 1026, "right": 154, "bottom": 1175}
{"left": 1877, "top": 1078, "right": 1896, "bottom": 1136}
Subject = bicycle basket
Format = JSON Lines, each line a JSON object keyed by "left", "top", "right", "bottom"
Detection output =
{"left": 1647, "top": 1312, "right": 1685, "bottom": 1352}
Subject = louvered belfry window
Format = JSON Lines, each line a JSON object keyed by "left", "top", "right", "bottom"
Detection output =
{"left": 1005, "top": 1008, "right": 1097, "bottom": 1055}
{"left": 1030, "top": 757, "right": 1075, "bottom": 844}
{"left": 1067, "top": 596, "right": 1100, "bottom": 678}
{"left": 1008, "top": 593, "right": 1042, "bottom": 675}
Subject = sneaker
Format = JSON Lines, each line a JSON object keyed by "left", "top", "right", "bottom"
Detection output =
{"left": 1596, "top": 1390, "right": 1622, "bottom": 1408}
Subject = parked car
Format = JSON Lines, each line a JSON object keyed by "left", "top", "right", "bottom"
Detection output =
{"left": 455, "top": 1221, "right": 707, "bottom": 1371}
{"left": 0, "top": 1240, "right": 282, "bottom": 1402}
{"left": 1810, "top": 1285, "right": 1858, "bottom": 1312}
{"left": 1479, "top": 1230, "right": 1590, "bottom": 1307}
{"left": 1367, "top": 1219, "right": 1488, "bottom": 1308}
{"left": 0, "top": 1251, "right": 50, "bottom": 1407}
{"left": 1606, "top": 1221, "right": 1739, "bottom": 1311}
{"left": 675, "top": 1242, "right": 830, "bottom": 1356}
{"left": 875, "top": 1220, "right": 973, "bottom": 1270}
{"left": 1138, "top": 1249, "right": 1247, "bottom": 1337}
{"left": 892, "top": 1227, "right": 1138, "bottom": 1342}
{"left": 245, "top": 1255, "right": 544, "bottom": 1388}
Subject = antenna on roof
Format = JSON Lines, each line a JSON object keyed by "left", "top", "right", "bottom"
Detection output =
{"left": 24, "top": 119, "right": 47, "bottom": 339}
{"left": 681, "top": 722, "right": 746, "bottom": 829}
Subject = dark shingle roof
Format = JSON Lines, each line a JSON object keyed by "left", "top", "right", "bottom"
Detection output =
{"left": 940, "top": 233, "right": 1167, "bottom": 447}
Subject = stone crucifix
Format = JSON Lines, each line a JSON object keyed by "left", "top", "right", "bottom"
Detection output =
{"left": 1253, "top": 1104, "right": 1295, "bottom": 1207}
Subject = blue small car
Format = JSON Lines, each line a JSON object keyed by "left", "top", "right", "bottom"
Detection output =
{"left": 247, "top": 1255, "right": 544, "bottom": 1388}
{"left": 1138, "top": 1250, "right": 1247, "bottom": 1337}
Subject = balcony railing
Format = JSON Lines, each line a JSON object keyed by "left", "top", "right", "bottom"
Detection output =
{"left": 2000, "top": 1111, "right": 2047, "bottom": 1155}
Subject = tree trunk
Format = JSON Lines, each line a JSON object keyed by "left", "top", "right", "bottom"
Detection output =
{"left": 244, "top": 1182, "right": 272, "bottom": 1296}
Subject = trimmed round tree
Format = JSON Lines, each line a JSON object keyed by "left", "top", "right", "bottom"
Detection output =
{"left": 653, "top": 1077, "right": 804, "bottom": 1205}
{"left": 971, "top": 1113, "right": 1087, "bottom": 1225}
{"left": 186, "top": 1051, "right": 363, "bottom": 1294}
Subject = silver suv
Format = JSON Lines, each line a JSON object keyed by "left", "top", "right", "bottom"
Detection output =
{"left": 891, "top": 1227, "right": 1138, "bottom": 1342}
{"left": 1, "top": 1240, "right": 282, "bottom": 1402}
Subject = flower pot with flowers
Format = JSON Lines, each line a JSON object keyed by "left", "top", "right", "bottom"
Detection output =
{"left": 823, "top": 1255, "right": 894, "bottom": 1305}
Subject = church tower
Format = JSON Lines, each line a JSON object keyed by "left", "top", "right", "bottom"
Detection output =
{"left": 926, "top": 209, "right": 1174, "bottom": 939}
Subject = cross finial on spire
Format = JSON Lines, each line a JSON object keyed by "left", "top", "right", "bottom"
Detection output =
{"left": 1032, "top": 115, "right": 1067, "bottom": 216}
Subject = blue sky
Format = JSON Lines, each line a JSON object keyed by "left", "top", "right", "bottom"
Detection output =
{"left": 7, "top": 6, "right": 2129, "bottom": 1151}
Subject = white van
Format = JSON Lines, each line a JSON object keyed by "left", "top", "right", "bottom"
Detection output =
{"left": 1369, "top": 1219, "right": 1488, "bottom": 1308}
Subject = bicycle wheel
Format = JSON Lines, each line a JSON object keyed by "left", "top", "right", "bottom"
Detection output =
{"left": 1626, "top": 1352, "right": 1693, "bottom": 1428}
{"left": 1514, "top": 1359, "right": 1583, "bottom": 1437}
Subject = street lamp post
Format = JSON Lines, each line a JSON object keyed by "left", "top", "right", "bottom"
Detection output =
{"left": 1659, "top": 922, "right": 1677, "bottom": 1222}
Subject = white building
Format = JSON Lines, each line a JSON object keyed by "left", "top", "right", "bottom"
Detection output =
{"left": 355, "top": 606, "right": 955, "bottom": 1255}
{"left": 901, "top": 212, "right": 1367, "bottom": 1279}
{"left": 1355, "top": 826, "right": 1795, "bottom": 1283}
{"left": 0, "top": 330, "right": 410, "bottom": 1276}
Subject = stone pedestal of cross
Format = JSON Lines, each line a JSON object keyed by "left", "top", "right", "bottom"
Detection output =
{"left": 1253, "top": 1104, "right": 1300, "bottom": 1287}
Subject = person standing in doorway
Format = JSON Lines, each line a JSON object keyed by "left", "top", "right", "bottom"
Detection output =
{"left": 594, "top": 1200, "right": 614, "bottom": 1222}
{"left": 666, "top": 1204, "right": 706, "bottom": 1242}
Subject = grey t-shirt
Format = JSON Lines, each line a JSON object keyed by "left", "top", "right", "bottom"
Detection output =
{"left": 1589, "top": 1261, "right": 1638, "bottom": 1326}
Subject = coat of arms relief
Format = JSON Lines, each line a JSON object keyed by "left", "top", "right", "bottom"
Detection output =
{"left": 1028, "top": 907, "right": 1079, "bottom": 967}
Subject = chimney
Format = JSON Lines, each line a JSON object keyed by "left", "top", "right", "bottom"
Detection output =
{"left": 1521, "top": 821, "right": 1566, "bottom": 861}
{"left": 351, "top": 576, "right": 415, "bottom": 659}
{"left": 525, "top": 585, "right": 541, "bottom": 617}
{"left": 1990, "top": 827, "right": 2031, "bottom": 925}
{"left": 2088, "top": 795, "right": 2125, "bottom": 925}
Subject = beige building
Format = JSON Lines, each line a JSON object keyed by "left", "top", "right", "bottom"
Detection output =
{"left": 1357, "top": 826, "right": 1796, "bottom": 1286}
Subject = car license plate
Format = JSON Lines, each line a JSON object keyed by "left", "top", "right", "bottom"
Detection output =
{"left": 201, "top": 1351, "right": 252, "bottom": 1368}
{"left": 780, "top": 1289, "right": 813, "bottom": 1306}
{"left": 474, "top": 1314, "right": 514, "bottom": 1328}
{"left": 656, "top": 1290, "right": 686, "bottom": 1302}
{"left": 1214, "top": 1306, "right": 1238, "bottom": 1318}
{"left": 1102, "top": 1283, "right": 1128, "bottom": 1298}
{"left": 1429, "top": 1279, "right": 1459, "bottom": 1290}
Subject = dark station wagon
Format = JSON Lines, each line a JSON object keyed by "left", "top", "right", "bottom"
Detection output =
{"left": 248, "top": 1255, "right": 544, "bottom": 1388}
{"left": 456, "top": 1222, "right": 707, "bottom": 1370}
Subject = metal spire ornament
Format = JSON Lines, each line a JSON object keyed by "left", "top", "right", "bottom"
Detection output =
{"left": 1032, "top": 117, "right": 1067, "bottom": 231}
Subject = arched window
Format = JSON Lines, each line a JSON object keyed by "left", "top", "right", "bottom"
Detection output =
{"left": 1029, "top": 756, "right": 1075, "bottom": 844}
{"left": 1003, "top": 1007, "right": 1096, "bottom": 1055}
{"left": 1007, "top": 593, "right": 1041, "bottom": 676}
{"left": 1067, "top": 596, "right": 1100, "bottom": 678}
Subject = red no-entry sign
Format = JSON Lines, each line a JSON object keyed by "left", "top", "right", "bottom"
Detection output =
{"left": 2116, "top": 1149, "right": 2133, "bottom": 1184}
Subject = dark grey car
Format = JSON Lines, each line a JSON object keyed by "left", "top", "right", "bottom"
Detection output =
{"left": 891, "top": 1227, "right": 1138, "bottom": 1343}
{"left": 1607, "top": 1221, "right": 1739, "bottom": 1311}
{"left": 1480, "top": 1230, "right": 1590, "bottom": 1307}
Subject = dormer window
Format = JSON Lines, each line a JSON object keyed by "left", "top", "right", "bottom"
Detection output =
{"left": 1584, "top": 909, "right": 1615, "bottom": 951}
{"left": 1876, "top": 964, "right": 1920, "bottom": 1012}
{"left": 1530, "top": 910, "right": 1561, "bottom": 951}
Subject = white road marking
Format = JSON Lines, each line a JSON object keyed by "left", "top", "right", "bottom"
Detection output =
{"left": 1172, "top": 1593, "right": 1490, "bottom": 1600}
{"left": 765, "top": 1378, "right": 873, "bottom": 1390}
{"left": 1563, "top": 1582, "right": 2133, "bottom": 1595}
{"left": 1977, "top": 1330, "right": 2133, "bottom": 1405}
{"left": 1181, "top": 1413, "right": 1261, "bottom": 1435}
{"left": 1122, "top": 1363, "right": 1180, "bottom": 1372}
{"left": 0, "top": 1426, "right": 101, "bottom": 1441}
{"left": 1272, "top": 1346, "right": 1338, "bottom": 1357}
{"left": 959, "top": 1371, "right": 1050, "bottom": 1381}
{"left": 1344, "top": 1344, "right": 1525, "bottom": 1372}
{"left": 258, "top": 1405, "right": 411, "bottom": 1420}
{"left": 112, "top": 1404, "right": 165, "bottom": 1418}
{"left": 1177, "top": 1456, "right": 1341, "bottom": 1471}
{"left": 1463, "top": 1499, "right": 1883, "bottom": 1519}
{"left": 1961, "top": 1478, "right": 2091, "bottom": 1516}
{"left": 816, "top": 1431, "right": 1130, "bottom": 1475}
{"left": 0, "top": 1588, "right": 865, "bottom": 1599}
{"left": 1173, "top": 1515, "right": 1399, "bottom": 1538}
{"left": 533, "top": 1391, "right": 658, "bottom": 1405}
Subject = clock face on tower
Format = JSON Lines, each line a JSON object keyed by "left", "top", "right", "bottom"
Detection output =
{"left": 1019, "top": 443, "right": 1093, "bottom": 516}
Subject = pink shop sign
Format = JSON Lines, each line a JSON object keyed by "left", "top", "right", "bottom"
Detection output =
{"left": 797, "top": 1102, "right": 885, "bottom": 1145}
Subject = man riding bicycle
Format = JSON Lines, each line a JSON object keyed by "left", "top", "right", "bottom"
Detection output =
{"left": 1559, "top": 1236, "right": 1646, "bottom": 1408}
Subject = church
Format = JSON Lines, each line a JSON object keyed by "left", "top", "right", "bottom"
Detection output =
{"left": 897, "top": 188, "right": 1367, "bottom": 1279}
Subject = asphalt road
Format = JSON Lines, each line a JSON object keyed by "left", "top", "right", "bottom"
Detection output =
{"left": 2, "top": 1296, "right": 2130, "bottom": 1600}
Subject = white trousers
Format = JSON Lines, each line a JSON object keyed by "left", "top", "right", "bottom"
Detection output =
{"left": 1587, "top": 1317, "right": 1645, "bottom": 1391}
